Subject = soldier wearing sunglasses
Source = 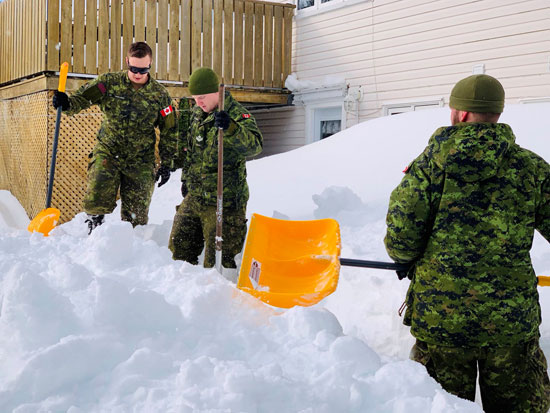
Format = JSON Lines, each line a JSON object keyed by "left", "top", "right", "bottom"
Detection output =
{"left": 52, "top": 42, "right": 178, "bottom": 234}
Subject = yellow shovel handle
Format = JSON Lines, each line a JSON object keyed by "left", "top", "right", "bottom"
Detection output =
{"left": 539, "top": 276, "right": 550, "bottom": 287}
{"left": 58, "top": 62, "right": 69, "bottom": 93}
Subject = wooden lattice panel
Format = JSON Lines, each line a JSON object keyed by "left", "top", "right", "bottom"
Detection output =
{"left": 1, "top": 90, "right": 182, "bottom": 226}
{"left": 0, "top": 92, "right": 49, "bottom": 220}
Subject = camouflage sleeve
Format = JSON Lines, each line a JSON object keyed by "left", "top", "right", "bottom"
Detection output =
{"left": 65, "top": 73, "right": 109, "bottom": 116}
{"left": 173, "top": 98, "right": 192, "bottom": 173}
{"left": 224, "top": 111, "right": 263, "bottom": 158}
{"left": 384, "top": 154, "right": 436, "bottom": 263}
{"left": 157, "top": 93, "right": 179, "bottom": 168}
{"left": 535, "top": 163, "right": 550, "bottom": 241}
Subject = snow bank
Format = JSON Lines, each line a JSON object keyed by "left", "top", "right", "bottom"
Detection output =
{"left": 3, "top": 103, "right": 549, "bottom": 411}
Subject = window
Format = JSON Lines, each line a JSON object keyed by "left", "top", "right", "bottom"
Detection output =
{"left": 297, "top": 0, "right": 314, "bottom": 9}
{"left": 296, "top": 0, "right": 368, "bottom": 15}
{"left": 314, "top": 107, "right": 342, "bottom": 141}
{"left": 383, "top": 99, "right": 444, "bottom": 116}
{"left": 292, "top": 84, "right": 347, "bottom": 144}
{"left": 321, "top": 120, "right": 341, "bottom": 139}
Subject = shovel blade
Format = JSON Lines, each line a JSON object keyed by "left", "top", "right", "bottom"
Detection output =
{"left": 237, "top": 213, "right": 341, "bottom": 308}
{"left": 28, "top": 207, "right": 60, "bottom": 236}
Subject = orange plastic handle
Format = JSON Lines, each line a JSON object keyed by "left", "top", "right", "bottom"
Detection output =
{"left": 539, "top": 276, "right": 550, "bottom": 287}
{"left": 58, "top": 62, "right": 69, "bottom": 93}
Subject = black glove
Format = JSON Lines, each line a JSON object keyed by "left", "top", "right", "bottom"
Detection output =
{"left": 155, "top": 165, "right": 171, "bottom": 187}
{"left": 52, "top": 91, "right": 70, "bottom": 111}
{"left": 181, "top": 181, "right": 188, "bottom": 197}
{"left": 214, "top": 110, "right": 232, "bottom": 130}
{"left": 396, "top": 263, "right": 414, "bottom": 280}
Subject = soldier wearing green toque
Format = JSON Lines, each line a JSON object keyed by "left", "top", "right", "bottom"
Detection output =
{"left": 169, "top": 67, "right": 263, "bottom": 270}
{"left": 385, "top": 74, "right": 550, "bottom": 412}
{"left": 52, "top": 42, "right": 178, "bottom": 234}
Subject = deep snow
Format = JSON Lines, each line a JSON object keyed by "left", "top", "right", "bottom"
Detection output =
{"left": 1, "top": 103, "right": 550, "bottom": 412}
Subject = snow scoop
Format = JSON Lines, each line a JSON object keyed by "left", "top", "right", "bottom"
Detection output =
{"left": 236, "top": 213, "right": 550, "bottom": 308}
{"left": 27, "top": 62, "right": 69, "bottom": 236}
{"left": 215, "top": 84, "right": 225, "bottom": 274}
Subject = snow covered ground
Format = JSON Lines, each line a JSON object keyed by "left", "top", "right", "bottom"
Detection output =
{"left": 1, "top": 103, "right": 550, "bottom": 412}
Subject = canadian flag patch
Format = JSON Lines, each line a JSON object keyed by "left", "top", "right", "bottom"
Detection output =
{"left": 160, "top": 105, "right": 173, "bottom": 117}
{"left": 242, "top": 113, "right": 250, "bottom": 119}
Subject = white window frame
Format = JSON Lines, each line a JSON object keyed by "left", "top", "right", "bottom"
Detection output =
{"left": 383, "top": 99, "right": 445, "bottom": 116}
{"left": 313, "top": 106, "right": 342, "bottom": 141}
{"left": 292, "top": 85, "right": 347, "bottom": 144}
{"left": 295, "top": 0, "right": 370, "bottom": 18}
{"left": 305, "top": 103, "right": 344, "bottom": 143}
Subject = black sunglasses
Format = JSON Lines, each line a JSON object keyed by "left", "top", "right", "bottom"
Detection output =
{"left": 128, "top": 64, "right": 151, "bottom": 75}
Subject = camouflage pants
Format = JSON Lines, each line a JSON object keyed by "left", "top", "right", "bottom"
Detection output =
{"left": 168, "top": 195, "right": 248, "bottom": 268}
{"left": 411, "top": 338, "right": 550, "bottom": 412}
{"left": 83, "top": 151, "right": 155, "bottom": 226}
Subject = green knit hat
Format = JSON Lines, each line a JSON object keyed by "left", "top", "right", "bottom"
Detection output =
{"left": 188, "top": 67, "right": 220, "bottom": 95}
{"left": 449, "top": 74, "right": 505, "bottom": 113}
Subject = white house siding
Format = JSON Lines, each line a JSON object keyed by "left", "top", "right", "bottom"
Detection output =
{"left": 262, "top": 0, "right": 550, "bottom": 154}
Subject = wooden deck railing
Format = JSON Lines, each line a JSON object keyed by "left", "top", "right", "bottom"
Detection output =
{"left": 0, "top": 0, "right": 294, "bottom": 89}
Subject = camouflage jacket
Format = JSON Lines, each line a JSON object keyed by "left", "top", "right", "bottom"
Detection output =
{"left": 64, "top": 71, "right": 177, "bottom": 167}
{"left": 385, "top": 122, "right": 550, "bottom": 347}
{"left": 175, "top": 92, "right": 263, "bottom": 208}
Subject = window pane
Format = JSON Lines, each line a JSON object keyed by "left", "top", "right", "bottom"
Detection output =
{"left": 320, "top": 120, "right": 341, "bottom": 139}
{"left": 298, "top": 0, "right": 314, "bottom": 9}
{"left": 321, "top": 0, "right": 334, "bottom": 3}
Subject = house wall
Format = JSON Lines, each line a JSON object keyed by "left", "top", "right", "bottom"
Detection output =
{"left": 259, "top": 0, "right": 550, "bottom": 154}
{"left": 252, "top": 106, "right": 306, "bottom": 157}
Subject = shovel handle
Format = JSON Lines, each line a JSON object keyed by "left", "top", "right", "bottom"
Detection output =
{"left": 339, "top": 258, "right": 409, "bottom": 271}
{"left": 340, "top": 259, "right": 550, "bottom": 287}
{"left": 45, "top": 62, "right": 69, "bottom": 209}
{"left": 58, "top": 62, "right": 69, "bottom": 92}
{"left": 215, "top": 84, "right": 225, "bottom": 274}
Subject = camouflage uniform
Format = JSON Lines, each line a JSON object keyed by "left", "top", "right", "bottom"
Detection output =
{"left": 169, "top": 92, "right": 262, "bottom": 267}
{"left": 385, "top": 122, "right": 550, "bottom": 411}
{"left": 64, "top": 71, "right": 178, "bottom": 226}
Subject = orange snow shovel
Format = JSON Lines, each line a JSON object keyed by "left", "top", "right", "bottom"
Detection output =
{"left": 236, "top": 214, "right": 550, "bottom": 308}
{"left": 28, "top": 62, "right": 69, "bottom": 236}
{"left": 237, "top": 213, "right": 342, "bottom": 308}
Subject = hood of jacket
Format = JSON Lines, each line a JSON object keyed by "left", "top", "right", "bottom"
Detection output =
{"left": 427, "top": 122, "right": 516, "bottom": 182}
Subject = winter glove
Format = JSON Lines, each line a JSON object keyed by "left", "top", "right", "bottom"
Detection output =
{"left": 396, "top": 263, "right": 414, "bottom": 281}
{"left": 214, "top": 110, "right": 232, "bottom": 130}
{"left": 52, "top": 91, "right": 70, "bottom": 111}
{"left": 181, "top": 181, "right": 188, "bottom": 198}
{"left": 155, "top": 165, "right": 171, "bottom": 187}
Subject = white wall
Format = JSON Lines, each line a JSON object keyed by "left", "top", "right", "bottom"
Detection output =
{"left": 262, "top": 0, "right": 550, "bottom": 155}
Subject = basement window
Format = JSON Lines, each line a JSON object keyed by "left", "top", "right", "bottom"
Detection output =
{"left": 383, "top": 99, "right": 444, "bottom": 116}
{"left": 296, "top": 0, "right": 369, "bottom": 16}
{"left": 314, "top": 107, "right": 342, "bottom": 141}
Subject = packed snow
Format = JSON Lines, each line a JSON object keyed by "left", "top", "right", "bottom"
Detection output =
{"left": 1, "top": 103, "right": 550, "bottom": 412}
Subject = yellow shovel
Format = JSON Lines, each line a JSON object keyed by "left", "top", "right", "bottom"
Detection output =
{"left": 237, "top": 213, "right": 550, "bottom": 308}
{"left": 28, "top": 62, "right": 69, "bottom": 236}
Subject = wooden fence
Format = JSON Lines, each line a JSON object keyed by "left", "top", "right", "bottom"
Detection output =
{"left": 0, "top": 0, "right": 294, "bottom": 88}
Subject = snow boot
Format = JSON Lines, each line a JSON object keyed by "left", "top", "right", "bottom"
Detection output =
{"left": 85, "top": 214, "right": 105, "bottom": 235}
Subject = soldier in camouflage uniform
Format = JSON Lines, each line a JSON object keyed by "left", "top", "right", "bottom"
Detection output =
{"left": 384, "top": 74, "right": 550, "bottom": 412}
{"left": 52, "top": 42, "right": 178, "bottom": 233}
{"left": 169, "top": 67, "right": 262, "bottom": 269}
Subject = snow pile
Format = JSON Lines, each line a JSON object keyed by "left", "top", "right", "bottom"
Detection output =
{"left": 284, "top": 73, "right": 346, "bottom": 92}
{"left": 2, "top": 102, "right": 550, "bottom": 411}
{"left": 0, "top": 217, "right": 478, "bottom": 412}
